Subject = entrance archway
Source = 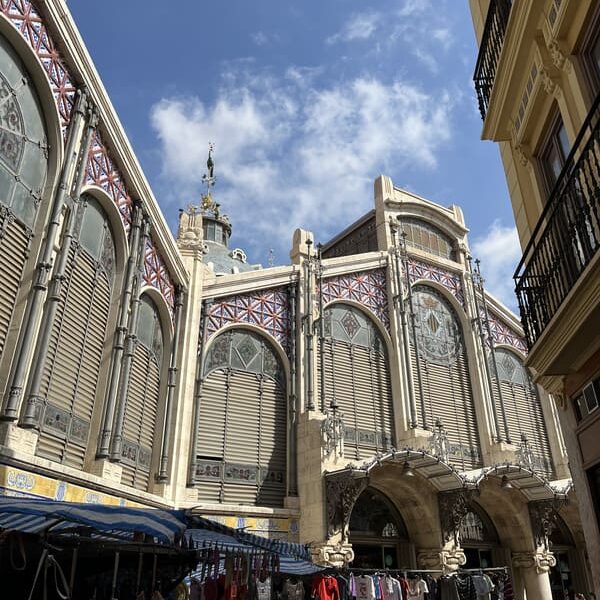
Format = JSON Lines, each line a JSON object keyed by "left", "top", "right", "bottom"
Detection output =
{"left": 349, "top": 488, "right": 413, "bottom": 569}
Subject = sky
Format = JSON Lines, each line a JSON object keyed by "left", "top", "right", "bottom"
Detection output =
{"left": 69, "top": 0, "right": 521, "bottom": 310}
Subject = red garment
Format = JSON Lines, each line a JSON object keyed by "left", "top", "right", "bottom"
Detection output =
{"left": 399, "top": 579, "right": 408, "bottom": 600}
{"left": 312, "top": 575, "right": 341, "bottom": 600}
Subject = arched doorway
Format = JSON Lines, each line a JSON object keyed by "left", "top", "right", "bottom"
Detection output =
{"left": 548, "top": 514, "right": 586, "bottom": 600}
{"left": 349, "top": 488, "right": 414, "bottom": 569}
{"left": 460, "top": 503, "right": 504, "bottom": 569}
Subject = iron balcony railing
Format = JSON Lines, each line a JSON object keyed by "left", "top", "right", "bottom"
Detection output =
{"left": 473, "top": 0, "right": 513, "bottom": 121}
{"left": 514, "top": 91, "right": 600, "bottom": 348}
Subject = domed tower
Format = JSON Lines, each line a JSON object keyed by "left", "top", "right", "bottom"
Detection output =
{"left": 177, "top": 144, "right": 259, "bottom": 274}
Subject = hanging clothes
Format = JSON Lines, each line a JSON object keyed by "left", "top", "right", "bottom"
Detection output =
{"left": 454, "top": 576, "right": 477, "bottom": 600}
{"left": 439, "top": 577, "right": 460, "bottom": 600}
{"left": 256, "top": 577, "right": 272, "bottom": 600}
{"left": 406, "top": 577, "right": 429, "bottom": 600}
{"left": 472, "top": 575, "right": 494, "bottom": 600}
{"left": 312, "top": 575, "right": 341, "bottom": 600}
{"left": 283, "top": 579, "right": 306, "bottom": 600}
{"left": 354, "top": 576, "right": 376, "bottom": 600}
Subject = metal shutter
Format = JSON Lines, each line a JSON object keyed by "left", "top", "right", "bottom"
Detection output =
{"left": 196, "top": 367, "right": 287, "bottom": 507}
{"left": 412, "top": 344, "right": 482, "bottom": 470}
{"left": 36, "top": 247, "right": 110, "bottom": 469}
{"left": 320, "top": 337, "right": 394, "bottom": 461}
{"left": 0, "top": 220, "right": 29, "bottom": 364}
{"left": 121, "top": 345, "right": 161, "bottom": 490}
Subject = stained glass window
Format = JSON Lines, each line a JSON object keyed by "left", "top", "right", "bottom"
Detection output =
{"left": 349, "top": 489, "right": 407, "bottom": 539}
{"left": 412, "top": 285, "right": 462, "bottom": 365}
{"left": 204, "top": 329, "right": 283, "bottom": 383}
{"left": 0, "top": 33, "right": 48, "bottom": 227}
{"left": 495, "top": 348, "right": 529, "bottom": 386}
{"left": 136, "top": 295, "right": 163, "bottom": 365}
{"left": 324, "top": 304, "right": 384, "bottom": 352}
{"left": 399, "top": 218, "right": 456, "bottom": 261}
{"left": 78, "top": 195, "right": 116, "bottom": 283}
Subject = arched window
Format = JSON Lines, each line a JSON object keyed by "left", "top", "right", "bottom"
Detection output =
{"left": 0, "top": 33, "right": 48, "bottom": 360}
{"left": 349, "top": 489, "right": 410, "bottom": 569}
{"left": 493, "top": 348, "right": 554, "bottom": 477}
{"left": 399, "top": 218, "right": 456, "bottom": 261}
{"left": 459, "top": 504, "right": 501, "bottom": 569}
{"left": 194, "top": 329, "right": 286, "bottom": 507}
{"left": 121, "top": 295, "right": 164, "bottom": 490}
{"left": 319, "top": 304, "right": 394, "bottom": 459}
{"left": 36, "top": 196, "right": 116, "bottom": 468}
{"left": 411, "top": 286, "right": 482, "bottom": 468}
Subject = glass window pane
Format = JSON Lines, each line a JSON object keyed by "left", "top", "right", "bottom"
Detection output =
{"left": 79, "top": 199, "right": 105, "bottom": 259}
{"left": 19, "top": 140, "right": 46, "bottom": 190}
{"left": 11, "top": 182, "right": 36, "bottom": 226}
{"left": 557, "top": 123, "right": 570, "bottom": 161}
{"left": 0, "top": 165, "right": 15, "bottom": 205}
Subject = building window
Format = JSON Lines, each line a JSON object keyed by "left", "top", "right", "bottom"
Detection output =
{"left": 194, "top": 329, "right": 287, "bottom": 507}
{"left": 538, "top": 112, "right": 571, "bottom": 195}
{"left": 580, "top": 8, "right": 600, "bottom": 97}
{"left": 320, "top": 304, "right": 394, "bottom": 459}
{"left": 0, "top": 34, "right": 48, "bottom": 228}
{"left": 574, "top": 378, "right": 600, "bottom": 422}
{"left": 399, "top": 218, "right": 456, "bottom": 261}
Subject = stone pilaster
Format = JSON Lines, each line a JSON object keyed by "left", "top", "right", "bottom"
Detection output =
{"left": 512, "top": 550, "right": 555, "bottom": 600}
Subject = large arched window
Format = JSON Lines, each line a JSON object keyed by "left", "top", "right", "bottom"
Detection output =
{"left": 120, "top": 295, "right": 164, "bottom": 490}
{"left": 194, "top": 329, "right": 287, "bottom": 507}
{"left": 0, "top": 33, "right": 48, "bottom": 360}
{"left": 411, "top": 285, "right": 482, "bottom": 469}
{"left": 493, "top": 348, "right": 554, "bottom": 477}
{"left": 349, "top": 489, "right": 410, "bottom": 569}
{"left": 319, "top": 304, "right": 394, "bottom": 460}
{"left": 399, "top": 218, "right": 456, "bottom": 261}
{"left": 36, "top": 195, "right": 116, "bottom": 468}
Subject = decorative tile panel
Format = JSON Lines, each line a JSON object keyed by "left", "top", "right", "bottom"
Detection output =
{"left": 206, "top": 287, "right": 291, "bottom": 354}
{"left": 320, "top": 268, "right": 389, "bottom": 332}
{"left": 405, "top": 258, "right": 465, "bottom": 306}
{"left": 487, "top": 312, "right": 527, "bottom": 354}
{"left": 1, "top": 0, "right": 76, "bottom": 129}
{"left": 86, "top": 132, "right": 133, "bottom": 230}
{"left": 143, "top": 237, "right": 175, "bottom": 316}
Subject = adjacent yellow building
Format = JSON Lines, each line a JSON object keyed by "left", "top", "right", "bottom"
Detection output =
{"left": 470, "top": 0, "right": 600, "bottom": 595}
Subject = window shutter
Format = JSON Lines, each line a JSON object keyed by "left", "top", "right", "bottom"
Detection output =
{"left": 37, "top": 247, "right": 111, "bottom": 468}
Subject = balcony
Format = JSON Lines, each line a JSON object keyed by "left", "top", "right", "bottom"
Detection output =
{"left": 473, "top": 0, "right": 513, "bottom": 121}
{"left": 515, "top": 92, "right": 600, "bottom": 350}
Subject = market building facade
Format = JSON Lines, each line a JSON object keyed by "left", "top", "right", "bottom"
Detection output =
{"left": 0, "top": 1, "right": 594, "bottom": 599}
{"left": 469, "top": 0, "right": 600, "bottom": 595}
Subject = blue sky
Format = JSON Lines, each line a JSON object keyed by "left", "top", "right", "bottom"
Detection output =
{"left": 69, "top": 0, "right": 521, "bottom": 309}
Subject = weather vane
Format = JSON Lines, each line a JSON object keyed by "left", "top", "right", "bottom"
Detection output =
{"left": 201, "top": 142, "right": 218, "bottom": 214}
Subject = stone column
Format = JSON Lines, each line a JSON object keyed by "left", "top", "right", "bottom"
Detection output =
{"left": 512, "top": 550, "right": 555, "bottom": 600}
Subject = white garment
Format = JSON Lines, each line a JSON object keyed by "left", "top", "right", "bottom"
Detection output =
{"left": 406, "top": 579, "right": 428, "bottom": 600}
{"left": 382, "top": 577, "right": 401, "bottom": 600}
{"left": 355, "top": 576, "right": 376, "bottom": 600}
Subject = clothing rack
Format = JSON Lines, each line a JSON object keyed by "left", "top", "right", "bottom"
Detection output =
{"left": 458, "top": 567, "right": 508, "bottom": 574}
{"left": 321, "top": 567, "right": 443, "bottom": 575}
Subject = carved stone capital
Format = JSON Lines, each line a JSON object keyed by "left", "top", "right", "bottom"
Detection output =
{"left": 512, "top": 549, "right": 556, "bottom": 574}
{"left": 417, "top": 548, "right": 466, "bottom": 573}
{"left": 539, "top": 67, "right": 561, "bottom": 98}
{"left": 514, "top": 144, "right": 532, "bottom": 168}
{"left": 547, "top": 40, "right": 572, "bottom": 73}
{"left": 310, "top": 542, "right": 354, "bottom": 568}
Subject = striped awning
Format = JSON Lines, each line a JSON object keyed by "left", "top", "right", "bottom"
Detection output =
{"left": 0, "top": 497, "right": 186, "bottom": 543}
{"left": 187, "top": 515, "right": 313, "bottom": 563}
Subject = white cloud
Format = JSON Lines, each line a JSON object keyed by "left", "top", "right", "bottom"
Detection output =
{"left": 150, "top": 69, "right": 453, "bottom": 261}
{"left": 327, "top": 11, "right": 380, "bottom": 45}
{"left": 432, "top": 28, "right": 453, "bottom": 51}
{"left": 472, "top": 221, "right": 522, "bottom": 310}
{"left": 397, "top": 0, "right": 431, "bottom": 17}
{"left": 251, "top": 31, "right": 280, "bottom": 46}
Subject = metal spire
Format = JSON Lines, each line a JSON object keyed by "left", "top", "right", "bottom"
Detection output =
{"left": 200, "top": 142, "right": 218, "bottom": 214}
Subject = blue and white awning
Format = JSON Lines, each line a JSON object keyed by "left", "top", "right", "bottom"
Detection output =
{"left": 0, "top": 497, "right": 186, "bottom": 543}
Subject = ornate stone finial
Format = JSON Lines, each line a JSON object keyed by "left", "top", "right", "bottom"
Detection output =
{"left": 429, "top": 419, "right": 449, "bottom": 463}
{"left": 512, "top": 549, "right": 556, "bottom": 573}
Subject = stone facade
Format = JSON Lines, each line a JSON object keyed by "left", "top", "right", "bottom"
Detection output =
{"left": 0, "top": 2, "right": 594, "bottom": 600}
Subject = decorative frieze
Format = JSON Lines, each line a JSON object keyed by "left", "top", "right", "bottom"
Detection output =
{"left": 405, "top": 259, "right": 464, "bottom": 306}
